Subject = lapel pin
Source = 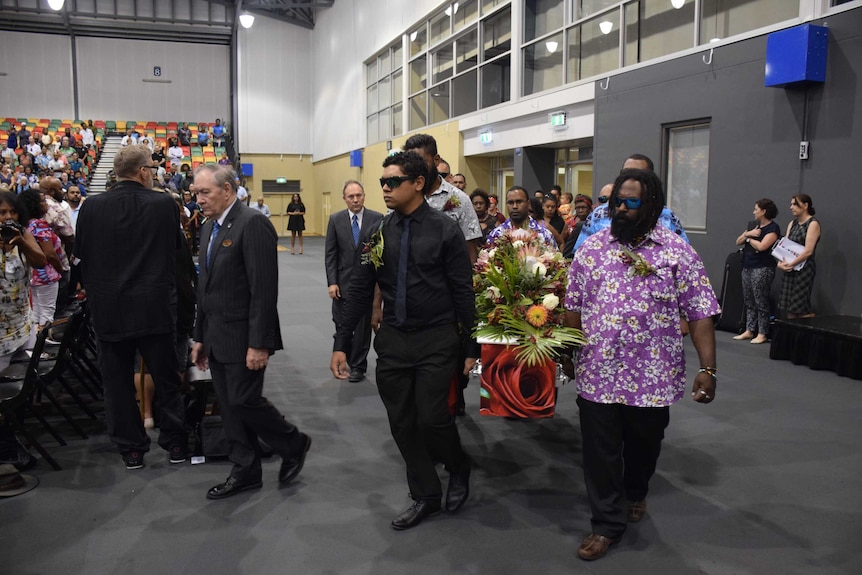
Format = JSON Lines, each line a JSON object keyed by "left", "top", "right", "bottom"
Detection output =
{"left": 222, "top": 239, "right": 233, "bottom": 247}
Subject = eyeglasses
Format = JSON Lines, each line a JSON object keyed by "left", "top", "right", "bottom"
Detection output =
{"left": 438, "top": 172, "right": 450, "bottom": 179}
{"left": 380, "top": 176, "right": 415, "bottom": 189}
{"left": 141, "top": 165, "right": 158, "bottom": 173}
{"left": 613, "top": 197, "right": 642, "bottom": 209}
{"left": 598, "top": 195, "right": 609, "bottom": 204}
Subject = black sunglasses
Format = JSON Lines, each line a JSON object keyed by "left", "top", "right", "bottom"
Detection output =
{"left": 380, "top": 176, "right": 415, "bottom": 189}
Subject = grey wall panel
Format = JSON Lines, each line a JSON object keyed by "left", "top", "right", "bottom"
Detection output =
{"left": 76, "top": 36, "right": 229, "bottom": 123}
{"left": 0, "top": 32, "right": 75, "bottom": 120}
{"left": 594, "top": 7, "right": 862, "bottom": 316}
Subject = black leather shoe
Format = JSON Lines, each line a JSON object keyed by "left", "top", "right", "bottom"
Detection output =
{"left": 391, "top": 499, "right": 442, "bottom": 530}
{"left": 279, "top": 433, "right": 311, "bottom": 484}
{"left": 445, "top": 464, "right": 471, "bottom": 512}
{"left": 348, "top": 369, "right": 365, "bottom": 383}
{"left": 206, "top": 477, "right": 263, "bottom": 500}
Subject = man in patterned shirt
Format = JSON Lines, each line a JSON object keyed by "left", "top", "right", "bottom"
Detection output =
{"left": 564, "top": 168, "right": 720, "bottom": 561}
{"left": 486, "top": 186, "right": 557, "bottom": 247}
{"left": 403, "top": 134, "right": 482, "bottom": 263}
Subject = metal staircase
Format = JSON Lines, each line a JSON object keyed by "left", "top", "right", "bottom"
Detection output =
{"left": 88, "top": 135, "right": 123, "bottom": 195}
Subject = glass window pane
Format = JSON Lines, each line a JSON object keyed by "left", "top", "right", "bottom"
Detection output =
{"left": 367, "top": 113, "right": 378, "bottom": 144}
{"left": 625, "top": 0, "right": 694, "bottom": 64}
{"left": 483, "top": 7, "right": 511, "bottom": 61}
{"left": 700, "top": 0, "right": 799, "bottom": 44}
{"left": 409, "top": 92, "right": 428, "bottom": 130}
{"left": 453, "top": 0, "right": 479, "bottom": 32}
{"left": 566, "top": 26, "right": 580, "bottom": 82}
{"left": 453, "top": 69, "right": 478, "bottom": 117}
{"left": 456, "top": 28, "right": 479, "bottom": 72}
{"left": 667, "top": 123, "right": 710, "bottom": 230}
{"left": 366, "top": 60, "right": 377, "bottom": 87}
{"left": 409, "top": 26, "right": 428, "bottom": 57}
{"left": 392, "top": 69, "right": 403, "bottom": 105}
{"left": 523, "top": 33, "right": 564, "bottom": 96}
{"left": 378, "top": 77, "right": 390, "bottom": 112}
{"left": 482, "top": 0, "right": 509, "bottom": 15}
{"left": 430, "top": 10, "right": 451, "bottom": 45}
{"left": 379, "top": 107, "right": 391, "bottom": 140}
{"left": 430, "top": 81, "right": 450, "bottom": 124}
{"left": 392, "top": 103, "right": 403, "bottom": 137}
{"left": 578, "top": 14, "right": 620, "bottom": 79}
{"left": 410, "top": 56, "right": 427, "bottom": 94}
{"left": 579, "top": 0, "right": 619, "bottom": 20}
{"left": 393, "top": 43, "right": 403, "bottom": 71}
{"left": 379, "top": 51, "right": 391, "bottom": 77}
{"left": 524, "top": 0, "right": 564, "bottom": 43}
{"left": 433, "top": 44, "right": 454, "bottom": 84}
{"left": 367, "top": 84, "right": 377, "bottom": 115}
{"left": 481, "top": 55, "right": 511, "bottom": 108}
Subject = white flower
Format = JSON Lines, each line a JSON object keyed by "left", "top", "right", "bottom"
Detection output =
{"left": 542, "top": 294, "right": 559, "bottom": 310}
{"left": 512, "top": 240, "right": 525, "bottom": 249}
{"left": 487, "top": 286, "right": 501, "bottom": 300}
{"left": 487, "top": 248, "right": 496, "bottom": 260}
{"left": 529, "top": 261, "right": 547, "bottom": 276}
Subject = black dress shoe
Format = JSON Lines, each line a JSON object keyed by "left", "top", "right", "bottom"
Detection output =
{"left": 391, "top": 499, "right": 442, "bottom": 530}
{"left": 348, "top": 369, "right": 365, "bottom": 382}
{"left": 445, "top": 464, "right": 471, "bottom": 512}
{"left": 206, "top": 477, "right": 263, "bottom": 500}
{"left": 279, "top": 433, "right": 311, "bottom": 484}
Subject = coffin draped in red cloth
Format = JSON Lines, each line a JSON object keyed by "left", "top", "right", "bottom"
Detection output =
{"left": 479, "top": 343, "right": 556, "bottom": 418}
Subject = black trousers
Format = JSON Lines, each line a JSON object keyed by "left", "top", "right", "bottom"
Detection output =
{"left": 577, "top": 396, "right": 670, "bottom": 538}
{"left": 99, "top": 333, "right": 187, "bottom": 454}
{"left": 332, "top": 298, "right": 372, "bottom": 374}
{"left": 374, "top": 322, "right": 468, "bottom": 501}
{"left": 208, "top": 353, "right": 302, "bottom": 482}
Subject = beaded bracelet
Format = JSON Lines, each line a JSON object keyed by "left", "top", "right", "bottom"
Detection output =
{"left": 698, "top": 367, "right": 717, "bottom": 380}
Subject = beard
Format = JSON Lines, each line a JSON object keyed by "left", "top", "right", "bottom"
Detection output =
{"left": 611, "top": 214, "right": 646, "bottom": 246}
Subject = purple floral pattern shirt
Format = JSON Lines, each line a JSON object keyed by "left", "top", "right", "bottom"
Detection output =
{"left": 565, "top": 226, "right": 720, "bottom": 407}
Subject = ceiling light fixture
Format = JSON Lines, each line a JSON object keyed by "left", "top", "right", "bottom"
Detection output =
{"left": 47, "top": 0, "right": 65, "bottom": 10}
{"left": 671, "top": 0, "right": 685, "bottom": 8}
{"left": 545, "top": 41, "right": 559, "bottom": 54}
{"left": 599, "top": 20, "right": 613, "bottom": 35}
{"left": 410, "top": 31, "right": 418, "bottom": 42}
{"left": 239, "top": 13, "right": 255, "bottom": 29}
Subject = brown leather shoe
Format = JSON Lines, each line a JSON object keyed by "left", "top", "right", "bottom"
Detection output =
{"left": 577, "top": 533, "right": 619, "bottom": 561}
{"left": 628, "top": 499, "right": 647, "bottom": 522}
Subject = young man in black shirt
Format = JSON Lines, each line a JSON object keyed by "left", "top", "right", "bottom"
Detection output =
{"left": 330, "top": 151, "right": 477, "bottom": 530}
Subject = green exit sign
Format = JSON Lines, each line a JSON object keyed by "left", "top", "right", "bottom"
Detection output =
{"left": 276, "top": 177, "right": 287, "bottom": 184}
{"left": 549, "top": 111, "right": 567, "bottom": 130}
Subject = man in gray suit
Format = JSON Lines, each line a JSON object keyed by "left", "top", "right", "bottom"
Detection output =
{"left": 191, "top": 164, "right": 311, "bottom": 500}
{"left": 324, "top": 180, "right": 384, "bottom": 383}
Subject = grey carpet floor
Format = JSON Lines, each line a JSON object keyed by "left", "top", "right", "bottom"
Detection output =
{"left": 3, "top": 237, "right": 860, "bottom": 575}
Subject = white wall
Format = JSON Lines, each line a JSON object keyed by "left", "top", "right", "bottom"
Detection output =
{"left": 77, "top": 37, "right": 230, "bottom": 123}
{"left": 0, "top": 32, "right": 75, "bottom": 120}
{"left": 312, "top": 0, "right": 443, "bottom": 161}
{"left": 237, "top": 14, "right": 314, "bottom": 155}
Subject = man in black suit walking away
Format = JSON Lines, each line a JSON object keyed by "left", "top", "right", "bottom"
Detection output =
{"left": 324, "top": 180, "right": 383, "bottom": 383}
{"left": 191, "top": 164, "right": 311, "bottom": 500}
{"left": 76, "top": 144, "right": 189, "bottom": 470}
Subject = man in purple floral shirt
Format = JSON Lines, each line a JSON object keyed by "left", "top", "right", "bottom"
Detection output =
{"left": 486, "top": 186, "right": 557, "bottom": 247}
{"left": 564, "top": 168, "right": 720, "bottom": 561}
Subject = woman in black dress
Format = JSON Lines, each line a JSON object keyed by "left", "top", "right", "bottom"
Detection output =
{"left": 286, "top": 193, "right": 306, "bottom": 255}
{"left": 778, "top": 194, "right": 821, "bottom": 318}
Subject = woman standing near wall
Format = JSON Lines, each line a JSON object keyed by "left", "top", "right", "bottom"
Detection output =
{"left": 734, "top": 198, "right": 780, "bottom": 343}
{"left": 778, "top": 194, "right": 821, "bottom": 319}
{"left": 286, "top": 193, "right": 306, "bottom": 255}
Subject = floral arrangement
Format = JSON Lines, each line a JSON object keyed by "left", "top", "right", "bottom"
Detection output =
{"left": 473, "top": 228, "right": 584, "bottom": 366}
{"left": 360, "top": 221, "right": 385, "bottom": 269}
{"left": 443, "top": 195, "right": 461, "bottom": 212}
{"left": 619, "top": 246, "right": 656, "bottom": 277}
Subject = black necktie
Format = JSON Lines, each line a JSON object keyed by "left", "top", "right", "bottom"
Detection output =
{"left": 395, "top": 216, "right": 410, "bottom": 325}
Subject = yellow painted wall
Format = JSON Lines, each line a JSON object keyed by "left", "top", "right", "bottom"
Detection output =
{"left": 241, "top": 153, "right": 315, "bottom": 236}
